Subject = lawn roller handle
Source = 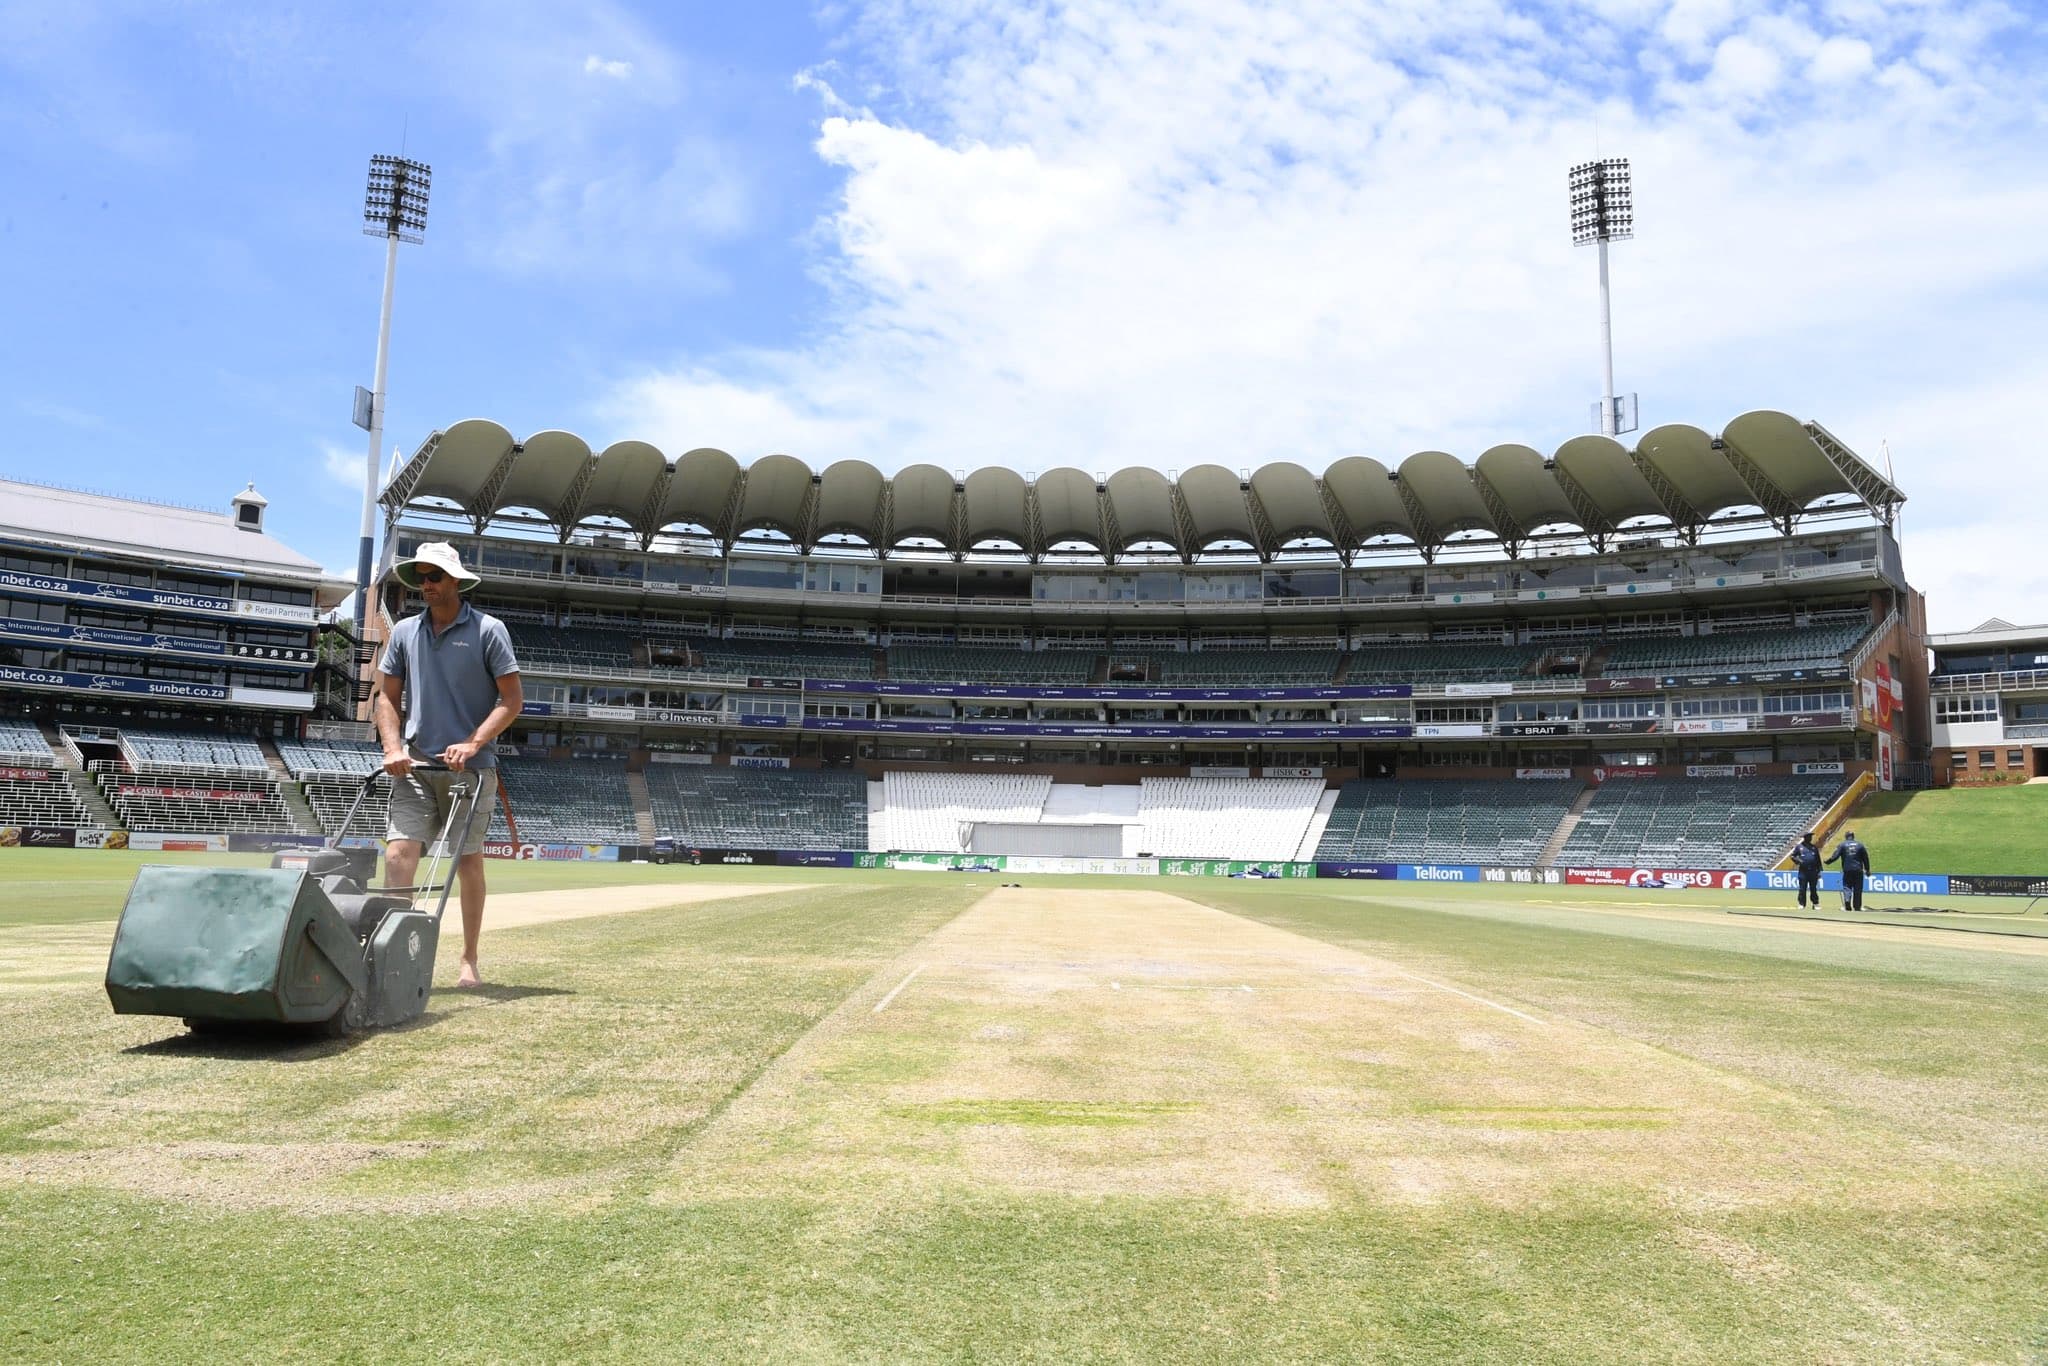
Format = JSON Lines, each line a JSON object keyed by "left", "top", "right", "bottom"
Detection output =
{"left": 336, "top": 758, "right": 488, "bottom": 922}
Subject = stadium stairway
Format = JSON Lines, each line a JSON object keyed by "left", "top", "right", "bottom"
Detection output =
{"left": 259, "top": 738, "right": 324, "bottom": 836}
{"left": 626, "top": 769, "right": 657, "bottom": 844}
{"left": 39, "top": 720, "right": 124, "bottom": 831}
{"left": 1538, "top": 786, "right": 1602, "bottom": 865}
{"left": 1295, "top": 788, "right": 1340, "bottom": 860}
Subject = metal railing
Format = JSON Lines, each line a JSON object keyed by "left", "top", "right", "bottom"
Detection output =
{"left": 1929, "top": 668, "right": 2048, "bottom": 695}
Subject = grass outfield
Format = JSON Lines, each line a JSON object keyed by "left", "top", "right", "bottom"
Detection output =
{"left": 1844, "top": 784, "right": 2048, "bottom": 875}
{"left": 4, "top": 853, "right": 2047, "bottom": 1360}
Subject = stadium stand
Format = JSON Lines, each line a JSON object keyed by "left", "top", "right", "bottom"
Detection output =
{"left": 276, "top": 737, "right": 384, "bottom": 776}
{"left": 1313, "top": 779, "right": 1583, "bottom": 864}
{"left": 876, "top": 770, "right": 1054, "bottom": 851}
{"left": 95, "top": 761, "right": 301, "bottom": 833}
{"left": 119, "top": 729, "right": 268, "bottom": 772}
{"left": 643, "top": 764, "right": 869, "bottom": 850}
{"left": 0, "top": 767, "right": 99, "bottom": 830}
{"left": 695, "top": 637, "right": 873, "bottom": 681}
{"left": 487, "top": 758, "right": 640, "bottom": 846}
{"left": 1554, "top": 775, "right": 1845, "bottom": 868}
{"left": 0, "top": 717, "right": 56, "bottom": 764}
{"left": 1136, "top": 777, "right": 1323, "bottom": 859}
{"left": 1154, "top": 648, "right": 1339, "bottom": 686}
{"left": 889, "top": 645, "right": 1095, "bottom": 684}
{"left": 1345, "top": 641, "right": 1553, "bottom": 683}
{"left": 504, "top": 621, "right": 635, "bottom": 670}
{"left": 1597, "top": 620, "right": 1868, "bottom": 674}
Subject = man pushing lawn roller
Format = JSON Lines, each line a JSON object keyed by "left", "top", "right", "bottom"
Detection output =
{"left": 103, "top": 540, "right": 520, "bottom": 1036}
{"left": 374, "top": 541, "right": 522, "bottom": 989}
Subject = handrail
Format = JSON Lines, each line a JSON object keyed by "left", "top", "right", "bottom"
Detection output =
{"left": 1929, "top": 668, "right": 2048, "bottom": 694}
{"left": 1848, "top": 610, "right": 1899, "bottom": 674}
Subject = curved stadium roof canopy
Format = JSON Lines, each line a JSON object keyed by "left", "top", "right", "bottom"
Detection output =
{"left": 381, "top": 410, "right": 1902, "bottom": 563}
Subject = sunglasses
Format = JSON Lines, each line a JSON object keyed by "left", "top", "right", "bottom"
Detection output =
{"left": 415, "top": 569, "right": 449, "bottom": 585}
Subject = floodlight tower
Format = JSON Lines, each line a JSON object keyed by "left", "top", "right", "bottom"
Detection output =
{"left": 1568, "top": 157, "right": 1633, "bottom": 436}
{"left": 353, "top": 154, "right": 431, "bottom": 632}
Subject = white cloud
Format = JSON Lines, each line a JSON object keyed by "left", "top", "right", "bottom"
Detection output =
{"left": 418, "top": 0, "right": 749, "bottom": 285}
{"left": 1806, "top": 35, "right": 1874, "bottom": 83}
{"left": 596, "top": 0, "right": 2048, "bottom": 627}
{"left": 322, "top": 440, "right": 368, "bottom": 492}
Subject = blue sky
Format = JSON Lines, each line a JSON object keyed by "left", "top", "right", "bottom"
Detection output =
{"left": 2, "top": 0, "right": 2044, "bottom": 629}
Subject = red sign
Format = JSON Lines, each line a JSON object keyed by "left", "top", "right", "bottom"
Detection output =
{"left": 1589, "top": 766, "right": 1663, "bottom": 783}
{"left": 0, "top": 767, "right": 54, "bottom": 781}
{"left": 118, "top": 785, "right": 264, "bottom": 803}
{"left": 1565, "top": 867, "right": 1746, "bottom": 888}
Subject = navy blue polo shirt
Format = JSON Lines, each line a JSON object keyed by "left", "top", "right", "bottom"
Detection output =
{"left": 378, "top": 601, "right": 520, "bottom": 769}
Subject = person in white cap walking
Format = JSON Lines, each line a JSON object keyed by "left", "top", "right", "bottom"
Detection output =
{"left": 372, "top": 541, "right": 522, "bottom": 987}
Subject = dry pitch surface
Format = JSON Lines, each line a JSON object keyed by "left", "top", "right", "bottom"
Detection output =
{"left": 674, "top": 887, "right": 1953, "bottom": 1217}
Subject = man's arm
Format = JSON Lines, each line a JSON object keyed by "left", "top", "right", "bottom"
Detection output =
{"left": 440, "top": 673, "right": 523, "bottom": 771}
{"left": 373, "top": 672, "right": 412, "bottom": 777}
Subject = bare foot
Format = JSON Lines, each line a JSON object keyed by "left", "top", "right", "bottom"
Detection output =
{"left": 456, "top": 958, "right": 482, "bottom": 989}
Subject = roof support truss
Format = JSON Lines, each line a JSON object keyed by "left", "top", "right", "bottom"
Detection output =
{"left": 469, "top": 444, "right": 525, "bottom": 534}
{"left": 1241, "top": 482, "right": 1280, "bottom": 562}
{"left": 1470, "top": 470, "right": 1527, "bottom": 559}
{"left": 1805, "top": 421, "right": 1902, "bottom": 525}
{"left": 633, "top": 467, "right": 675, "bottom": 551}
{"left": 1547, "top": 462, "right": 1614, "bottom": 553}
{"left": 1625, "top": 453, "right": 1704, "bottom": 544}
{"left": 551, "top": 458, "right": 600, "bottom": 542}
{"left": 1716, "top": 436, "right": 1805, "bottom": 535}
{"left": 1393, "top": 480, "right": 1442, "bottom": 562}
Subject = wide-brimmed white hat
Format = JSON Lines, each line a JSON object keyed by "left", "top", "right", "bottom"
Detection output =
{"left": 394, "top": 541, "right": 481, "bottom": 593}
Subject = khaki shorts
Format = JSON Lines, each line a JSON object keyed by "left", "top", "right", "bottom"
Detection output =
{"left": 386, "top": 766, "right": 497, "bottom": 857}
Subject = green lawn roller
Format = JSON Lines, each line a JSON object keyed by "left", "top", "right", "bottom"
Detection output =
{"left": 105, "top": 761, "right": 486, "bottom": 1036}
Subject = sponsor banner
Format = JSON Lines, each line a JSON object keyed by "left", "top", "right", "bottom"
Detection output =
{"left": 1413, "top": 724, "right": 1484, "bottom": 739}
{"left": 1443, "top": 683, "right": 1510, "bottom": 698}
{"left": 586, "top": 705, "right": 637, "bottom": 722}
{"left": 521, "top": 701, "right": 554, "bottom": 716}
{"left": 482, "top": 841, "right": 621, "bottom": 862}
{"left": 1877, "top": 730, "right": 1895, "bottom": 791}
{"left": 1008, "top": 856, "right": 1161, "bottom": 876}
{"left": 805, "top": 678, "right": 1414, "bottom": 702}
{"left": 1315, "top": 861, "right": 1401, "bottom": 879}
{"left": 232, "top": 599, "right": 318, "bottom": 624}
{"left": 1673, "top": 717, "right": 1751, "bottom": 734}
{"left": 1565, "top": 867, "right": 1721, "bottom": 888}
{"left": 1585, "top": 676, "right": 1659, "bottom": 694}
{"left": 0, "top": 825, "right": 78, "bottom": 849}
{"left": 1514, "top": 767, "right": 1574, "bottom": 780}
{"left": 649, "top": 710, "right": 729, "bottom": 726}
{"left": 229, "top": 686, "right": 315, "bottom": 711}
{"left": 0, "top": 616, "right": 314, "bottom": 666}
{"left": 0, "top": 663, "right": 231, "bottom": 703}
{"left": 1606, "top": 581, "right": 1673, "bottom": 596}
{"left": 1478, "top": 866, "right": 1565, "bottom": 885}
{"left": 1399, "top": 863, "right": 1484, "bottom": 883}
{"left": 1189, "top": 765, "right": 1251, "bottom": 778}
{"left": 746, "top": 676, "right": 806, "bottom": 691}
{"left": 0, "top": 766, "right": 55, "bottom": 781}
{"left": 803, "top": 716, "right": 1412, "bottom": 741}
{"left": 1792, "top": 761, "right": 1846, "bottom": 775}
{"left": 119, "top": 784, "right": 265, "bottom": 803}
{"left": 1684, "top": 764, "right": 1758, "bottom": 778}
{"left": 124, "top": 832, "right": 231, "bottom": 852}
{"left": 1747, "top": 869, "right": 1951, "bottom": 896}
{"left": 647, "top": 751, "right": 714, "bottom": 765}
{"left": 1590, "top": 766, "right": 1663, "bottom": 782}
{"left": 1160, "top": 859, "right": 1316, "bottom": 878}
{"left": 1499, "top": 722, "right": 1571, "bottom": 738}
{"left": 74, "top": 829, "right": 114, "bottom": 849}
{"left": 732, "top": 756, "right": 792, "bottom": 769}
{"left": 1763, "top": 712, "right": 1847, "bottom": 731}
{"left": 1260, "top": 766, "right": 1323, "bottom": 779}
{"left": 1742, "top": 667, "right": 1849, "bottom": 685}
{"left": 516, "top": 743, "right": 555, "bottom": 758}
{"left": 1584, "top": 719, "right": 1659, "bottom": 735}
{"left": 1948, "top": 874, "right": 2048, "bottom": 897}
{"left": 568, "top": 749, "right": 629, "bottom": 761}
{"left": 776, "top": 850, "right": 856, "bottom": 867}
{"left": 225, "top": 832, "right": 328, "bottom": 853}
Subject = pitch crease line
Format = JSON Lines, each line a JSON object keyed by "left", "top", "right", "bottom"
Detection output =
{"left": 1383, "top": 968, "right": 1546, "bottom": 1025}
{"left": 873, "top": 964, "right": 925, "bottom": 1014}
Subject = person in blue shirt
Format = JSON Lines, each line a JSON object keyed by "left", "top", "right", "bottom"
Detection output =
{"left": 373, "top": 541, "right": 522, "bottom": 988}
{"left": 1826, "top": 831, "right": 1873, "bottom": 912}
{"left": 1790, "top": 831, "right": 1823, "bottom": 908}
